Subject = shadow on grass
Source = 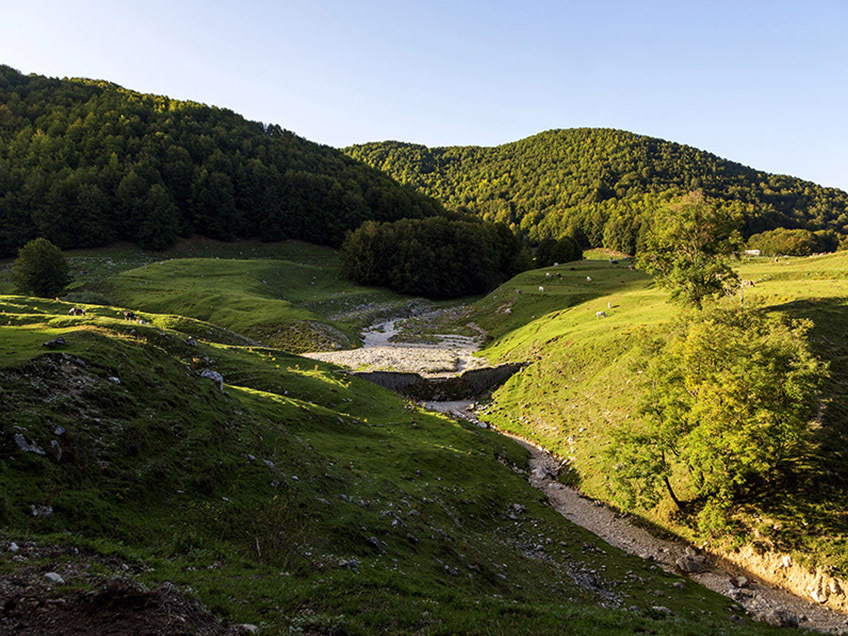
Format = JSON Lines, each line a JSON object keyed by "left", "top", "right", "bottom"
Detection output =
{"left": 744, "top": 296, "right": 848, "bottom": 567}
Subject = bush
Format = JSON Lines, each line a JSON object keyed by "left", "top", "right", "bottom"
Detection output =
{"left": 12, "top": 238, "right": 72, "bottom": 297}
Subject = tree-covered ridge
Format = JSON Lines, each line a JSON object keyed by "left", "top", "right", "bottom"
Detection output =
{"left": 345, "top": 129, "right": 848, "bottom": 252}
{"left": 0, "top": 65, "right": 443, "bottom": 256}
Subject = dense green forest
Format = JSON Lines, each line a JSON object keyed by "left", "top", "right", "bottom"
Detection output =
{"left": 747, "top": 227, "right": 841, "bottom": 256}
{"left": 0, "top": 66, "right": 444, "bottom": 256}
{"left": 340, "top": 217, "right": 530, "bottom": 298}
{"left": 345, "top": 129, "right": 848, "bottom": 253}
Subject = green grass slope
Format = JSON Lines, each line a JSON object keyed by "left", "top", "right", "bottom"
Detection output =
{"left": 1, "top": 239, "right": 422, "bottom": 353}
{"left": 469, "top": 251, "right": 848, "bottom": 575}
{"left": 0, "top": 295, "right": 779, "bottom": 634}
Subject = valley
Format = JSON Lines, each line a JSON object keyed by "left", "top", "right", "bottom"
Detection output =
{"left": 2, "top": 64, "right": 848, "bottom": 636}
{"left": 3, "top": 240, "right": 831, "bottom": 635}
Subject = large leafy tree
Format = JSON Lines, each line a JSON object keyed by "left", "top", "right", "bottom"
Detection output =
{"left": 637, "top": 192, "right": 742, "bottom": 308}
{"left": 12, "top": 237, "right": 72, "bottom": 297}
{"left": 606, "top": 305, "right": 825, "bottom": 534}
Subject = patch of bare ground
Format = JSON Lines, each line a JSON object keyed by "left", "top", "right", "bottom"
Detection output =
{"left": 0, "top": 542, "right": 251, "bottom": 636}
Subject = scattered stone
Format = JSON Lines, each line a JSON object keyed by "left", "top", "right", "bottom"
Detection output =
{"left": 672, "top": 582, "right": 684, "bottom": 590}
{"left": 760, "top": 608, "right": 799, "bottom": 628}
{"left": 44, "top": 572, "right": 65, "bottom": 584}
{"left": 263, "top": 459, "right": 275, "bottom": 469}
{"left": 199, "top": 368, "right": 224, "bottom": 391}
{"left": 676, "top": 554, "right": 705, "bottom": 573}
{"left": 731, "top": 575, "right": 749, "bottom": 588}
{"left": 728, "top": 588, "right": 753, "bottom": 601}
{"left": 14, "top": 433, "right": 46, "bottom": 456}
{"left": 339, "top": 558, "right": 360, "bottom": 570}
{"left": 30, "top": 504, "right": 53, "bottom": 517}
{"left": 235, "top": 624, "right": 259, "bottom": 635}
{"left": 186, "top": 336, "right": 198, "bottom": 347}
{"left": 108, "top": 376, "right": 121, "bottom": 384}
{"left": 367, "top": 536, "right": 383, "bottom": 552}
{"left": 651, "top": 605, "right": 672, "bottom": 615}
{"left": 9, "top": 542, "right": 19, "bottom": 553}
{"left": 42, "top": 336, "right": 66, "bottom": 348}
{"left": 53, "top": 426, "right": 65, "bottom": 436}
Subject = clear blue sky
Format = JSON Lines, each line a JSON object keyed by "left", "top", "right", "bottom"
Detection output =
{"left": 2, "top": 0, "right": 846, "bottom": 190}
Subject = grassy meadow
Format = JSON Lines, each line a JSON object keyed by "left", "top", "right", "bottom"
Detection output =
{"left": 469, "top": 250, "right": 848, "bottom": 575}
{"left": 0, "top": 288, "right": 779, "bottom": 633}
{"left": 1, "top": 239, "right": 425, "bottom": 353}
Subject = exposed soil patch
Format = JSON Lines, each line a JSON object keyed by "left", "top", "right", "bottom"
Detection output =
{"left": 0, "top": 542, "right": 246, "bottom": 635}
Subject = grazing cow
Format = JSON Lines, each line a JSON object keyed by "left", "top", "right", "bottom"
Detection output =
{"left": 556, "top": 272, "right": 562, "bottom": 278}
{"left": 595, "top": 311, "right": 607, "bottom": 319}
{"left": 586, "top": 276, "right": 592, "bottom": 282}
{"left": 538, "top": 286, "right": 545, "bottom": 293}
{"left": 741, "top": 280, "right": 756, "bottom": 288}
{"left": 67, "top": 307, "right": 85, "bottom": 316}
{"left": 545, "top": 272, "right": 552, "bottom": 278}
{"left": 123, "top": 310, "right": 136, "bottom": 321}
{"left": 515, "top": 289, "right": 522, "bottom": 295}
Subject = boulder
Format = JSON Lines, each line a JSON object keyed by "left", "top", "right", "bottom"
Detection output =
{"left": 200, "top": 368, "right": 224, "bottom": 391}
{"left": 676, "top": 554, "right": 706, "bottom": 573}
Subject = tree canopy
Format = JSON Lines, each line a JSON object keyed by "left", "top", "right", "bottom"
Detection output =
{"left": 0, "top": 66, "right": 444, "bottom": 257}
{"left": 637, "top": 192, "right": 741, "bottom": 308}
{"left": 747, "top": 227, "right": 839, "bottom": 256}
{"left": 340, "top": 217, "right": 530, "bottom": 299}
{"left": 345, "top": 129, "right": 848, "bottom": 253}
{"left": 606, "top": 305, "right": 826, "bottom": 535}
{"left": 12, "top": 237, "right": 72, "bottom": 297}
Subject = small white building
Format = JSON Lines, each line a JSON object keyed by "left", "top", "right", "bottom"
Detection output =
{"left": 744, "top": 249, "right": 761, "bottom": 256}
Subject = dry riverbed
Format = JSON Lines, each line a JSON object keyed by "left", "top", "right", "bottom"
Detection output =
{"left": 304, "top": 313, "right": 489, "bottom": 377}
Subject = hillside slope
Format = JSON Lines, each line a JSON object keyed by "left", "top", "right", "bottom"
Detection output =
{"left": 464, "top": 252, "right": 848, "bottom": 608}
{"left": 0, "top": 291, "right": 785, "bottom": 634}
{"left": 344, "top": 129, "right": 848, "bottom": 250}
{"left": 0, "top": 65, "right": 443, "bottom": 256}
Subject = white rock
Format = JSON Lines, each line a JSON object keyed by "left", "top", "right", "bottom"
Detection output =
{"left": 9, "top": 542, "right": 19, "bottom": 553}
{"left": 45, "top": 572, "right": 65, "bottom": 584}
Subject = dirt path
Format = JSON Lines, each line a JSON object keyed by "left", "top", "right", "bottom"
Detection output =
{"left": 427, "top": 400, "right": 848, "bottom": 633}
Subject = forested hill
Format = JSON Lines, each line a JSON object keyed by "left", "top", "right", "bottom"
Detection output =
{"left": 345, "top": 129, "right": 848, "bottom": 253}
{"left": 0, "top": 66, "right": 443, "bottom": 256}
